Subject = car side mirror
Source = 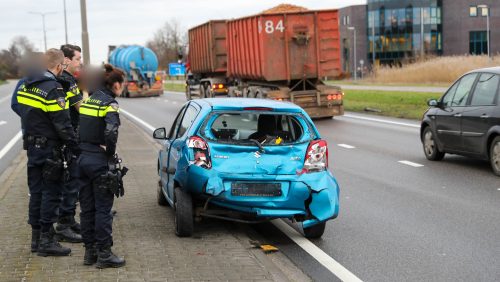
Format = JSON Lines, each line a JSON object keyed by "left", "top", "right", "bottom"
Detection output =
{"left": 427, "top": 99, "right": 439, "bottom": 107}
{"left": 153, "top": 128, "right": 167, "bottom": 140}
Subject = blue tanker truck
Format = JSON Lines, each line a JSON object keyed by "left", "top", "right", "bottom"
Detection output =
{"left": 108, "top": 45, "right": 164, "bottom": 97}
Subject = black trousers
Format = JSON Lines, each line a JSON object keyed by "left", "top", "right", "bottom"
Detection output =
{"left": 77, "top": 150, "right": 115, "bottom": 249}
{"left": 59, "top": 160, "right": 79, "bottom": 220}
{"left": 27, "top": 145, "right": 63, "bottom": 232}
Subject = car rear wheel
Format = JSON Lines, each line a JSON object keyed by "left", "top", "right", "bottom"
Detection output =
{"left": 303, "top": 222, "right": 326, "bottom": 239}
{"left": 490, "top": 136, "right": 500, "bottom": 176}
{"left": 423, "top": 127, "right": 445, "bottom": 161}
{"left": 157, "top": 182, "right": 168, "bottom": 206}
{"left": 174, "top": 187, "right": 194, "bottom": 237}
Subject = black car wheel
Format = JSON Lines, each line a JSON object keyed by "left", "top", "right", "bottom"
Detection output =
{"left": 157, "top": 182, "right": 168, "bottom": 206}
{"left": 303, "top": 222, "right": 326, "bottom": 239}
{"left": 490, "top": 136, "right": 500, "bottom": 176}
{"left": 423, "top": 127, "right": 445, "bottom": 161}
{"left": 174, "top": 187, "right": 194, "bottom": 237}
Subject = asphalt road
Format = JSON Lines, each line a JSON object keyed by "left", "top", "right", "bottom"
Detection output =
{"left": 1, "top": 83, "right": 499, "bottom": 281}
{"left": 0, "top": 80, "right": 23, "bottom": 176}
{"left": 117, "top": 91, "right": 500, "bottom": 282}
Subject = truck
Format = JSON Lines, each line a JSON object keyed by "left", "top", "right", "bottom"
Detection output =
{"left": 186, "top": 7, "right": 344, "bottom": 118}
{"left": 108, "top": 45, "right": 164, "bottom": 97}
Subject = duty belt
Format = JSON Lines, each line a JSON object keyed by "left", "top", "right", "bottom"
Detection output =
{"left": 25, "top": 135, "right": 61, "bottom": 148}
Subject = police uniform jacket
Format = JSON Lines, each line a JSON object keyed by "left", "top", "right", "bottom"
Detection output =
{"left": 17, "top": 70, "right": 77, "bottom": 148}
{"left": 79, "top": 88, "right": 120, "bottom": 156}
{"left": 58, "top": 70, "right": 83, "bottom": 130}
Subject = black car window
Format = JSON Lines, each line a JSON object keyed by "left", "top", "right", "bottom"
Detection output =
{"left": 442, "top": 82, "right": 459, "bottom": 107}
{"left": 168, "top": 106, "right": 187, "bottom": 139}
{"left": 451, "top": 73, "right": 478, "bottom": 107}
{"left": 176, "top": 105, "right": 198, "bottom": 138}
{"left": 470, "top": 73, "right": 499, "bottom": 106}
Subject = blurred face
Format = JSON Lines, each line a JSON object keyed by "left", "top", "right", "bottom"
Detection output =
{"left": 64, "top": 50, "right": 82, "bottom": 75}
{"left": 112, "top": 81, "right": 124, "bottom": 96}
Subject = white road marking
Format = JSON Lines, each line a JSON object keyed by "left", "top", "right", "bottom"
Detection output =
{"left": 272, "top": 220, "right": 363, "bottom": 282}
{"left": 0, "top": 131, "right": 22, "bottom": 160}
{"left": 497, "top": 188, "right": 500, "bottom": 191}
{"left": 338, "top": 144, "right": 355, "bottom": 149}
{"left": 343, "top": 114, "right": 420, "bottom": 129}
{"left": 172, "top": 101, "right": 178, "bottom": 105}
{"left": 120, "top": 109, "right": 155, "bottom": 132}
{"left": 0, "top": 121, "right": 6, "bottom": 126}
{"left": 163, "top": 99, "right": 170, "bottom": 103}
{"left": 119, "top": 109, "right": 364, "bottom": 282}
{"left": 398, "top": 160, "right": 424, "bottom": 167}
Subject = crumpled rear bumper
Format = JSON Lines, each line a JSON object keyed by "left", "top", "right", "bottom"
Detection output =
{"left": 181, "top": 166, "right": 340, "bottom": 227}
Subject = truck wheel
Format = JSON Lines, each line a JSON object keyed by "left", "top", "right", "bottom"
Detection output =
{"left": 422, "top": 127, "right": 445, "bottom": 161}
{"left": 174, "top": 187, "right": 194, "bottom": 237}
{"left": 490, "top": 136, "right": 500, "bottom": 176}
{"left": 303, "top": 222, "right": 326, "bottom": 239}
{"left": 228, "top": 86, "right": 236, "bottom": 97}
{"left": 157, "top": 182, "right": 168, "bottom": 206}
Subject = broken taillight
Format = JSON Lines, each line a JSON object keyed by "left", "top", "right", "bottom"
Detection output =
{"left": 188, "top": 136, "right": 211, "bottom": 169}
{"left": 302, "top": 140, "right": 328, "bottom": 173}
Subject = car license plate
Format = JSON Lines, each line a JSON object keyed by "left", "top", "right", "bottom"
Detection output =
{"left": 231, "top": 182, "right": 282, "bottom": 197}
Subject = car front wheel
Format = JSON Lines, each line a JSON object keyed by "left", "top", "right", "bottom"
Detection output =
{"left": 174, "top": 187, "right": 194, "bottom": 237}
{"left": 303, "top": 222, "right": 326, "bottom": 239}
{"left": 423, "top": 127, "right": 445, "bottom": 161}
{"left": 490, "top": 136, "right": 500, "bottom": 176}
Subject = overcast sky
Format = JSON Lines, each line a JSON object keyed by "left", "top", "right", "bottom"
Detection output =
{"left": 0, "top": 0, "right": 366, "bottom": 64}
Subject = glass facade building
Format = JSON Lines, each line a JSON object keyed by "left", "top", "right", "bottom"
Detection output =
{"left": 367, "top": 0, "right": 443, "bottom": 65}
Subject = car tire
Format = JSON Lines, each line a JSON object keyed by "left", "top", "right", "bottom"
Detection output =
{"left": 174, "top": 187, "right": 194, "bottom": 237}
{"left": 157, "top": 182, "right": 168, "bottom": 206}
{"left": 303, "top": 222, "right": 326, "bottom": 239}
{"left": 422, "top": 127, "right": 445, "bottom": 161}
{"left": 490, "top": 136, "right": 500, "bottom": 176}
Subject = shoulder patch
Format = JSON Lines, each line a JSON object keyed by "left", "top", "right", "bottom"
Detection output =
{"left": 110, "top": 103, "right": 119, "bottom": 111}
{"left": 57, "top": 97, "right": 66, "bottom": 109}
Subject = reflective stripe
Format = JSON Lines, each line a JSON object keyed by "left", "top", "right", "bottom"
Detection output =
{"left": 17, "top": 91, "right": 68, "bottom": 112}
{"left": 80, "top": 104, "right": 118, "bottom": 117}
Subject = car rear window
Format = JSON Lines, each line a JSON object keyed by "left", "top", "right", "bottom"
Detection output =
{"left": 201, "top": 112, "right": 308, "bottom": 146}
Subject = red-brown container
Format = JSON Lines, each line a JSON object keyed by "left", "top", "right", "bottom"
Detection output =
{"left": 188, "top": 20, "right": 227, "bottom": 74}
{"left": 227, "top": 10, "right": 341, "bottom": 82}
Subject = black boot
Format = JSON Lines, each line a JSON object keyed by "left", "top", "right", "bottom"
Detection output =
{"left": 31, "top": 229, "right": 41, "bottom": 253}
{"left": 83, "top": 245, "right": 98, "bottom": 265}
{"left": 37, "top": 232, "right": 71, "bottom": 257}
{"left": 54, "top": 224, "right": 82, "bottom": 243}
{"left": 96, "top": 247, "right": 125, "bottom": 269}
{"left": 71, "top": 222, "right": 81, "bottom": 234}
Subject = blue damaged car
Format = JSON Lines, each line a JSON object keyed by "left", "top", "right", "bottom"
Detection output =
{"left": 153, "top": 98, "right": 340, "bottom": 238}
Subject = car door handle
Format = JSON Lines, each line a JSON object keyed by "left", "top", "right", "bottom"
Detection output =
{"left": 453, "top": 113, "right": 462, "bottom": 117}
{"left": 480, "top": 114, "right": 489, "bottom": 119}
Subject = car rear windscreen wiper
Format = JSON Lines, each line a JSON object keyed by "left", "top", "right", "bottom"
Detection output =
{"left": 249, "top": 139, "right": 265, "bottom": 153}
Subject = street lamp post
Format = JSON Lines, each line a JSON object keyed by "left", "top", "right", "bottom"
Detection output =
{"left": 29, "top": 11, "right": 56, "bottom": 52}
{"left": 63, "top": 0, "right": 68, "bottom": 44}
{"left": 478, "top": 4, "right": 490, "bottom": 58}
{"left": 348, "top": 26, "right": 357, "bottom": 80}
{"left": 80, "top": 0, "right": 90, "bottom": 65}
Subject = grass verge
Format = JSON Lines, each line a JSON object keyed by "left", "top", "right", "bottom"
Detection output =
{"left": 327, "top": 80, "right": 449, "bottom": 88}
{"left": 0, "top": 80, "right": 6, "bottom": 85}
{"left": 164, "top": 82, "right": 185, "bottom": 93}
{"left": 343, "top": 89, "right": 441, "bottom": 120}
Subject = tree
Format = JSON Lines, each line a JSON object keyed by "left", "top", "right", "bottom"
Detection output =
{"left": 146, "top": 19, "right": 187, "bottom": 70}
{"left": 0, "top": 36, "right": 36, "bottom": 80}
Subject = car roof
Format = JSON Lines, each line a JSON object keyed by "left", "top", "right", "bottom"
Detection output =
{"left": 467, "top": 67, "right": 500, "bottom": 75}
{"left": 192, "top": 98, "right": 304, "bottom": 113}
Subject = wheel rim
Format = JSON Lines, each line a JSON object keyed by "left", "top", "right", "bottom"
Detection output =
{"left": 493, "top": 141, "right": 500, "bottom": 171}
{"left": 424, "top": 131, "right": 435, "bottom": 156}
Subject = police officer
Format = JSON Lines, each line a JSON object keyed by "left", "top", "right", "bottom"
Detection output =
{"left": 77, "top": 64, "right": 126, "bottom": 268}
{"left": 17, "top": 49, "right": 78, "bottom": 256}
{"left": 53, "top": 44, "right": 84, "bottom": 243}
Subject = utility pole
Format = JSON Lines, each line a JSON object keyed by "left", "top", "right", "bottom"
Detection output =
{"left": 420, "top": 7, "right": 425, "bottom": 59}
{"left": 80, "top": 0, "right": 90, "bottom": 64}
{"left": 348, "top": 26, "right": 357, "bottom": 80}
{"left": 63, "top": 0, "right": 68, "bottom": 44}
{"left": 372, "top": 13, "right": 376, "bottom": 66}
{"left": 29, "top": 11, "right": 56, "bottom": 52}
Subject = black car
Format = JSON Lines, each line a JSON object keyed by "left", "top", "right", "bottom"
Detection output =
{"left": 421, "top": 67, "right": 500, "bottom": 176}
